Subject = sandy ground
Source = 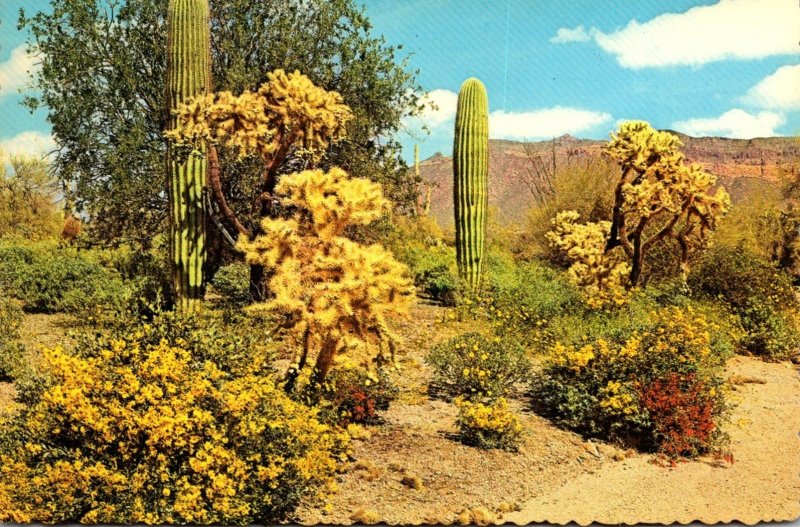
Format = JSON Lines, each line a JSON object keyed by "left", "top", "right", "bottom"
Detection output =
{"left": 504, "top": 356, "right": 800, "bottom": 525}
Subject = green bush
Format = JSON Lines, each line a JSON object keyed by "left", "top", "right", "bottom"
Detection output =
{"left": 689, "top": 244, "right": 799, "bottom": 360}
{"left": 0, "top": 242, "right": 165, "bottom": 323}
{"left": 0, "top": 310, "right": 347, "bottom": 524}
{"left": 396, "top": 245, "right": 458, "bottom": 305}
{"left": 427, "top": 332, "right": 531, "bottom": 401}
{"left": 689, "top": 244, "right": 797, "bottom": 311}
{"left": 533, "top": 306, "right": 731, "bottom": 457}
{"left": 210, "top": 262, "right": 252, "bottom": 307}
{"left": 463, "top": 253, "right": 581, "bottom": 350}
{"left": 0, "top": 294, "right": 25, "bottom": 382}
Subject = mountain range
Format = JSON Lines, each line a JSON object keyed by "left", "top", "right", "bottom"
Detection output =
{"left": 417, "top": 133, "right": 800, "bottom": 229}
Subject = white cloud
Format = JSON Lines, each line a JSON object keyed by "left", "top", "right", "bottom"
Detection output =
{"left": 672, "top": 108, "right": 785, "bottom": 138}
{"left": 741, "top": 65, "right": 800, "bottom": 110}
{"left": 417, "top": 89, "right": 459, "bottom": 128}
{"left": 552, "top": 0, "right": 800, "bottom": 69}
{"left": 489, "top": 107, "right": 612, "bottom": 141}
{"left": 0, "top": 131, "right": 56, "bottom": 157}
{"left": 550, "top": 25, "right": 592, "bottom": 44}
{"left": 0, "top": 45, "right": 39, "bottom": 97}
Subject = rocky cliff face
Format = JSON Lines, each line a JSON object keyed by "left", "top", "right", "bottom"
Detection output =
{"left": 418, "top": 134, "right": 799, "bottom": 229}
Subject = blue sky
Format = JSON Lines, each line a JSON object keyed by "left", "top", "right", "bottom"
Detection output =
{"left": 1, "top": 0, "right": 798, "bottom": 162}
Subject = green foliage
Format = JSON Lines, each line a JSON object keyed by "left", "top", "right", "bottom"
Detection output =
{"left": 0, "top": 294, "right": 25, "bottom": 382}
{"left": 689, "top": 244, "right": 799, "bottom": 360}
{"left": 0, "top": 311, "right": 348, "bottom": 524}
{"left": 210, "top": 262, "right": 252, "bottom": 307}
{"left": 532, "top": 306, "right": 731, "bottom": 457}
{"left": 0, "top": 151, "right": 62, "bottom": 241}
{"left": 397, "top": 244, "right": 458, "bottom": 304}
{"left": 20, "top": 0, "right": 423, "bottom": 247}
{"left": 453, "top": 78, "right": 489, "bottom": 292}
{"left": 689, "top": 244, "right": 797, "bottom": 311}
{"left": 454, "top": 397, "right": 523, "bottom": 451}
{"left": 463, "top": 252, "right": 581, "bottom": 349}
{"left": 427, "top": 332, "right": 531, "bottom": 401}
{"left": 0, "top": 242, "right": 167, "bottom": 323}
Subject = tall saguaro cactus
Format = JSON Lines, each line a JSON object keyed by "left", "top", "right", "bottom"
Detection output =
{"left": 166, "top": 0, "right": 211, "bottom": 311}
{"left": 452, "top": 78, "right": 489, "bottom": 292}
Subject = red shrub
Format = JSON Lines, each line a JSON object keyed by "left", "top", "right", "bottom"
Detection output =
{"left": 638, "top": 373, "right": 718, "bottom": 458}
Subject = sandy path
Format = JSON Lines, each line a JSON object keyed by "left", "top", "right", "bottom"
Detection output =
{"left": 506, "top": 356, "right": 800, "bottom": 525}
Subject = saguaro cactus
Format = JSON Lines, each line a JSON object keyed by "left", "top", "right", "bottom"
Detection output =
{"left": 166, "top": 0, "right": 211, "bottom": 311}
{"left": 452, "top": 78, "right": 489, "bottom": 292}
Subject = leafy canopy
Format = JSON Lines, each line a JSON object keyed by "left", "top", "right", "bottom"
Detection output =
{"left": 19, "top": 0, "right": 423, "bottom": 246}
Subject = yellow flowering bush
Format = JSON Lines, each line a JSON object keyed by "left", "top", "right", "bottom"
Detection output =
{"left": 534, "top": 306, "right": 731, "bottom": 457}
{"left": 454, "top": 397, "right": 523, "bottom": 451}
{"left": 427, "top": 332, "right": 531, "bottom": 401}
{"left": 0, "top": 313, "right": 349, "bottom": 524}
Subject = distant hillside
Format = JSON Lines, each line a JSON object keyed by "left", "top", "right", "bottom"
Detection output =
{"left": 418, "top": 134, "right": 800, "bottom": 229}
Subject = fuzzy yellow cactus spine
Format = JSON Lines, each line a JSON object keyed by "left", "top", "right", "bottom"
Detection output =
{"left": 237, "top": 168, "right": 414, "bottom": 389}
{"left": 166, "top": 0, "right": 212, "bottom": 311}
{"left": 453, "top": 78, "right": 489, "bottom": 292}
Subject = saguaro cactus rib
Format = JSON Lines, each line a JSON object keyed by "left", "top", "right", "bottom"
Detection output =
{"left": 166, "top": 0, "right": 212, "bottom": 311}
{"left": 453, "top": 78, "right": 489, "bottom": 292}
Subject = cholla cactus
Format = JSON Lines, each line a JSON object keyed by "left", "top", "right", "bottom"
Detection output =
{"left": 604, "top": 121, "right": 731, "bottom": 285}
{"left": 237, "top": 167, "right": 415, "bottom": 388}
{"left": 166, "top": 69, "right": 352, "bottom": 178}
{"left": 546, "top": 211, "right": 631, "bottom": 309}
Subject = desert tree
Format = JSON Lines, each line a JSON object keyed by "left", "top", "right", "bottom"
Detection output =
{"left": 19, "top": 0, "right": 423, "bottom": 254}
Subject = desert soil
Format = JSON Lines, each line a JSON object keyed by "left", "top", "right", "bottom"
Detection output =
{"left": 3, "top": 305, "right": 799, "bottom": 525}
{"left": 297, "top": 305, "right": 800, "bottom": 525}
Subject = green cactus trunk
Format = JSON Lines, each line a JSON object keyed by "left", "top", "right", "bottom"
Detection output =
{"left": 166, "top": 0, "right": 211, "bottom": 311}
{"left": 453, "top": 78, "right": 489, "bottom": 292}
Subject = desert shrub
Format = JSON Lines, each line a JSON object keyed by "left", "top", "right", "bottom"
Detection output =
{"left": 690, "top": 244, "right": 799, "bottom": 360}
{"left": 427, "top": 332, "right": 531, "bottom": 401}
{"left": 0, "top": 312, "right": 348, "bottom": 524}
{"left": 463, "top": 254, "right": 581, "bottom": 350}
{"left": 454, "top": 397, "right": 523, "bottom": 451}
{"left": 0, "top": 242, "right": 163, "bottom": 323}
{"left": 291, "top": 357, "right": 398, "bottom": 426}
{"left": 689, "top": 244, "right": 797, "bottom": 311}
{"left": 396, "top": 244, "right": 458, "bottom": 305}
{"left": 533, "top": 306, "right": 730, "bottom": 457}
{"left": 519, "top": 155, "right": 617, "bottom": 262}
{"left": 210, "top": 262, "right": 252, "bottom": 307}
{"left": 738, "top": 302, "right": 800, "bottom": 361}
{"left": 0, "top": 294, "right": 25, "bottom": 382}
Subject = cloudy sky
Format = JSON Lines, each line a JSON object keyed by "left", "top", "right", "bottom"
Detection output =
{"left": 0, "top": 0, "right": 798, "bottom": 162}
